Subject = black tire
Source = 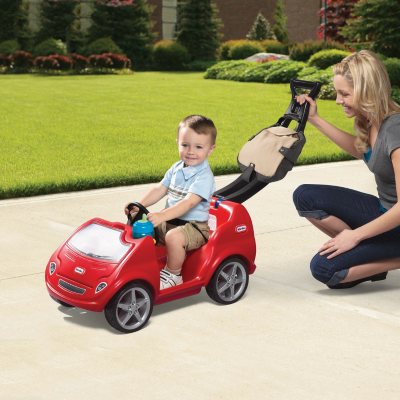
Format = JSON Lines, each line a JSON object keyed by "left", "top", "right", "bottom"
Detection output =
{"left": 105, "top": 282, "right": 153, "bottom": 333}
{"left": 206, "top": 257, "right": 249, "bottom": 304}
{"left": 51, "top": 296, "right": 74, "bottom": 308}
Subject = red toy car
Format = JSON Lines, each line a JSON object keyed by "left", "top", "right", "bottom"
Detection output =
{"left": 45, "top": 198, "right": 256, "bottom": 333}
{"left": 46, "top": 79, "right": 320, "bottom": 333}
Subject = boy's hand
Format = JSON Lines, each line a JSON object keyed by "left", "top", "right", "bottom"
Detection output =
{"left": 147, "top": 212, "right": 164, "bottom": 227}
{"left": 124, "top": 203, "right": 139, "bottom": 217}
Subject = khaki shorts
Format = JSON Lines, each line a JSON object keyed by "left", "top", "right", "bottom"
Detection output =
{"left": 157, "top": 220, "right": 210, "bottom": 251}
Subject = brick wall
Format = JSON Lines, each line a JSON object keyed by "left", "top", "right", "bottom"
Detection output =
{"left": 26, "top": 0, "right": 321, "bottom": 44}
{"left": 215, "top": 0, "right": 320, "bottom": 42}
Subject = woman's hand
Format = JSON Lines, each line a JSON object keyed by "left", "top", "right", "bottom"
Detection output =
{"left": 295, "top": 94, "right": 318, "bottom": 122}
{"left": 319, "top": 229, "right": 361, "bottom": 259}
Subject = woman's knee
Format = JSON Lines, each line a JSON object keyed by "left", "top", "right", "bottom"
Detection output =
{"left": 293, "top": 184, "right": 315, "bottom": 211}
{"left": 310, "top": 253, "right": 334, "bottom": 284}
{"left": 293, "top": 184, "right": 329, "bottom": 220}
{"left": 310, "top": 253, "right": 348, "bottom": 286}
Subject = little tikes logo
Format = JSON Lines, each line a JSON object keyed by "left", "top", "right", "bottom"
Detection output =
{"left": 235, "top": 224, "right": 247, "bottom": 233}
{"left": 75, "top": 266, "right": 85, "bottom": 275}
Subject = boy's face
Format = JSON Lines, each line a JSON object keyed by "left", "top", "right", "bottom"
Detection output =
{"left": 177, "top": 126, "right": 215, "bottom": 167}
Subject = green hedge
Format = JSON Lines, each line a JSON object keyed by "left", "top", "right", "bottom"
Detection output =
{"left": 289, "top": 40, "right": 348, "bottom": 62}
{"left": 153, "top": 40, "right": 190, "bottom": 70}
{"left": 308, "top": 49, "right": 351, "bottom": 69}
{"left": 33, "top": 38, "right": 67, "bottom": 57}
{"left": 218, "top": 39, "right": 288, "bottom": 60}
{"left": 383, "top": 58, "right": 400, "bottom": 87}
{"left": 205, "top": 59, "right": 305, "bottom": 83}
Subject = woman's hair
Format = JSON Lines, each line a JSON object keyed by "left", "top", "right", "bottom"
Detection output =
{"left": 178, "top": 114, "right": 217, "bottom": 145}
{"left": 333, "top": 50, "right": 400, "bottom": 152}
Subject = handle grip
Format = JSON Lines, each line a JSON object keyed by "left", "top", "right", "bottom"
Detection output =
{"left": 290, "top": 79, "right": 321, "bottom": 100}
{"left": 126, "top": 202, "right": 150, "bottom": 225}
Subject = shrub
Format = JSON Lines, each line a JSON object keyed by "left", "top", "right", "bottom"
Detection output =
{"left": 70, "top": 53, "right": 89, "bottom": 71}
{"left": 230, "top": 40, "right": 264, "bottom": 60}
{"left": 383, "top": 58, "right": 400, "bottom": 87}
{"left": 153, "top": 40, "right": 190, "bottom": 70}
{"left": 85, "top": 37, "right": 123, "bottom": 56}
{"left": 264, "top": 60, "right": 305, "bottom": 83}
{"left": 308, "top": 49, "right": 350, "bottom": 69}
{"left": 0, "top": 54, "right": 11, "bottom": 67}
{"left": 11, "top": 50, "right": 33, "bottom": 71}
{"left": 34, "top": 55, "right": 73, "bottom": 71}
{"left": 218, "top": 40, "right": 236, "bottom": 60}
{"left": 33, "top": 38, "right": 67, "bottom": 56}
{"left": 298, "top": 66, "right": 335, "bottom": 99}
{"left": 102, "top": 53, "right": 131, "bottom": 69}
{"left": 204, "top": 60, "right": 254, "bottom": 80}
{"left": 319, "top": 82, "right": 336, "bottom": 100}
{"left": 186, "top": 60, "right": 216, "bottom": 71}
{"left": 260, "top": 39, "right": 289, "bottom": 55}
{"left": 289, "top": 40, "right": 348, "bottom": 62}
{"left": 392, "top": 86, "right": 400, "bottom": 104}
{"left": 241, "top": 62, "right": 277, "bottom": 82}
{"left": 219, "top": 40, "right": 264, "bottom": 60}
{"left": 88, "top": 54, "right": 113, "bottom": 69}
{"left": 0, "top": 39, "right": 20, "bottom": 55}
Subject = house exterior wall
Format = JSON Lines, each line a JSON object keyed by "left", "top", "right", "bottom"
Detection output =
{"left": 26, "top": 0, "right": 321, "bottom": 43}
{"left": 149, "top": 0, "right": 320, "bottom": 42}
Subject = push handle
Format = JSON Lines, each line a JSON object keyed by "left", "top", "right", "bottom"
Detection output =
{"left": 278, "top": 79, "right": 322, "bottom": 132}
{"left": 290, "top": 79, "right": 321, "bottom": 100}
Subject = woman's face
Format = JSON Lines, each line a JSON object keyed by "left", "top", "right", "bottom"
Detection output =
{"left": 333, "top": 74, "right": 355, "bottom": 118}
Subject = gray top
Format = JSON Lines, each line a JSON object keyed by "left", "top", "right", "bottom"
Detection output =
{"left": 364, "top": 113, "right": 400, "bottom": 210}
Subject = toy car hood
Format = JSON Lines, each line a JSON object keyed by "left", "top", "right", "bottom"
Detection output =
{"left": 55, "top": 221, "right": 131, "bottom": 286}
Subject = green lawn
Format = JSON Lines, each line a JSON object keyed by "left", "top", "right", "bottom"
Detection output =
{"left": 1, "top": 72, "right": 353, "bottom": 199}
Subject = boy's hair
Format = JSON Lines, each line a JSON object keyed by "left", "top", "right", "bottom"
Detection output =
{"left": 178, "top": 115, "right": 217, "bottom": 145}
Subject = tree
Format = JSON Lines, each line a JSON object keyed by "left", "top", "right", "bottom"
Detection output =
{"left": 175, "top": 0, "right": 222, "bottom": 61}
{"left": 89, "top": 0, "right": 155, "bottom": 68}
{"left": 246, "top": 12, "right": 275, "bottom": 41}
{"left": 341, "top": 0, "right": 400, "bottom": 57}
{"left": 318, "top": 0, "right": 357, "bottom": 42}
{"left": 35, "top": 0, "right": 78, "bottom": 49}
{"left": 0, "top": 0, "right": 32, "bottom": 49}
{"left": 273, "top": 0, "right": 289, "bottom": 43}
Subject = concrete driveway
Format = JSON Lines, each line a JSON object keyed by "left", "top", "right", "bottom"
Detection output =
{"left": 1, "top": 160, "right": 400, "bottom": 400}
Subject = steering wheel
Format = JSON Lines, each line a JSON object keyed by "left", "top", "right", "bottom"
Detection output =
{"left": 126, "top": 202, "right": 159, "bottom": 243}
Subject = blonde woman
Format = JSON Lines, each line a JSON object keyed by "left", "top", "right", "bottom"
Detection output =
{"left": 293, "top": 50, "right": 400, "bottom": 289}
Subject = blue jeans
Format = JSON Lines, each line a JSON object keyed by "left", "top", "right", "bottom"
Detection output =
{"left": 293, "top": 184, "right": 400, "bottom": 286}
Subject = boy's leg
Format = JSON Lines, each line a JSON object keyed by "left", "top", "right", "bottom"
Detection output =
{"left": 160, "top": 222, "right": 209, "bottom": 290}
{"left": 164, "top": 227, "right": 186, "bottom": 275}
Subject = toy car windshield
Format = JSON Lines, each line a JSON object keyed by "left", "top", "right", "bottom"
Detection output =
{"left": 67, "top": 223, "right": 130, "bottom": 262}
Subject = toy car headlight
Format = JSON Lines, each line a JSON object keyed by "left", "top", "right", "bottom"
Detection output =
{"left": 49, "top": 262, "right": 57, "bottom": 275}
{"left": 95, "top": 282, "right": 107, "bottom": 294}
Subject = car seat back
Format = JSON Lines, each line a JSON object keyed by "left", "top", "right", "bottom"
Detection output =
{"left": 214, "top": 79, "right": 321, "bottom": 203}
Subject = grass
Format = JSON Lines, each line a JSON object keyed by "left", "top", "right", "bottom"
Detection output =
{"left": 1, "top": 72, "right": 353, "bottom": 199}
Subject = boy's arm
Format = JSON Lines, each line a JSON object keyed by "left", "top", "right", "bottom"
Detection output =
{"left": 147, "top": 193, "right": 202, "bottom": 227}
{"left": 124, "top": 183, "right": 168, "bottom": 216}
{"left": 139, "top": 183, "right": 168, "bottom": 208}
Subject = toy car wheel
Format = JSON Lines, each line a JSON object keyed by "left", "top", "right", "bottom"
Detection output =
{"left": 51, "top": 296, "right": 74, "bottom": 308}
{"left": 206, "top": 257, "right": 249, "bottom": 305}
{"left": 105, "top": 282, "right": 153, "bottom": 333}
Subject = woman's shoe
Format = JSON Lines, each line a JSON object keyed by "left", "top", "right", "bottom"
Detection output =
{"left": 327, "top": 271, "right": 388, "bottom": 289}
